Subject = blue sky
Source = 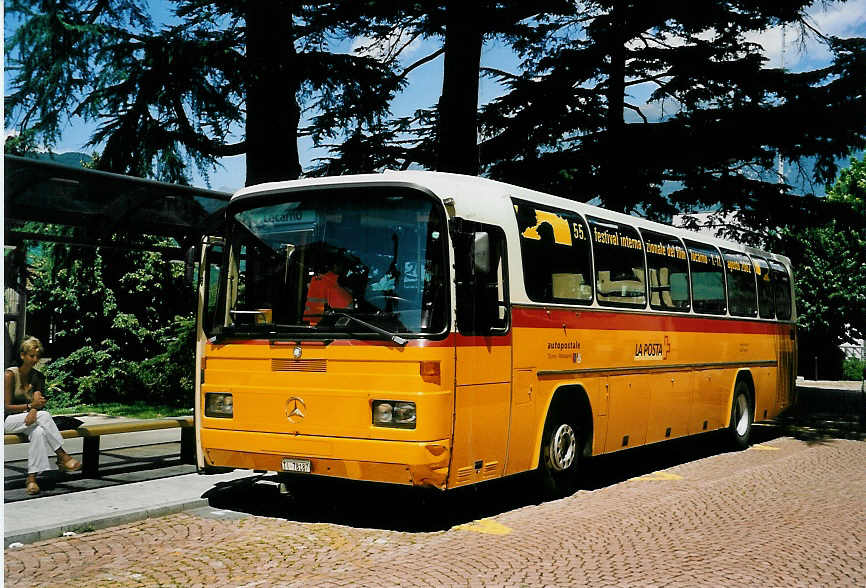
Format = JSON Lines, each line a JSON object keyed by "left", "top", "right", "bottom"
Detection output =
{"left": 4, "top": 1, "right": 866, "bottom": 193}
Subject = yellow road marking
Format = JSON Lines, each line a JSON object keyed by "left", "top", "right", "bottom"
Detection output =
{"left": 453, "top": 518, "right": 512, "bottom": 535}
{"left": 630, "top": 472, "right": 683, "bottom": 481}
{"left": 751, "top": 444, "right": 780, "bottom": 451}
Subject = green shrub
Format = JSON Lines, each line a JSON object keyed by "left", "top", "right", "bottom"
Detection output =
{"left": 842, "top": 356, "right": 866, "bottom": 381}
{"left": 26, "top": 233, "right": 196, "bottom": 409}
{"left": 42, "top": 316, "right": 195, "bottom": 408}
{"left": 131, "top": 316, "right": 196, "bottom": 407}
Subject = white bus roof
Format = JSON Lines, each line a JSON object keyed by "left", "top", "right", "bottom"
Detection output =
{"left": 231, "top": 170, "right": 791, "bottom": 266}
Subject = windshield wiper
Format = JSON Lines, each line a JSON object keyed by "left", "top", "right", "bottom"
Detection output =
{"left": 332, "top": 312, "right": 408, "bottom": 346}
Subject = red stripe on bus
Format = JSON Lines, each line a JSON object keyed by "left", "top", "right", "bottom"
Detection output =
{"left": 454, "top": 333, "right": 513, "bottom": 347}
{"left": 511, "top": 307, "right": 789, "bottom": 335}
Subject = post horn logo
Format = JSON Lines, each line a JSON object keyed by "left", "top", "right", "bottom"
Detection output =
{"left": 285, "top": 397, "right": 306, "bottom": 423}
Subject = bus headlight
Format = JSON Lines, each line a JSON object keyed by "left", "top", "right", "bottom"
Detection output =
{"left": 372, "top": 400, "right": 416, "bottom": 429}
{"left": 205, "top": 393, "right": 233, "bottom": 418}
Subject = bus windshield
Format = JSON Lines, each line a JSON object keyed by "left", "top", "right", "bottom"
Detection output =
{"left": 214, "top": 188, "right": 448, "bottom": 340}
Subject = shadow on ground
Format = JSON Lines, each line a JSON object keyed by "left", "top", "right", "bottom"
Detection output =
{"left": 202, "top": 426, "right": 775, "bottom": 534}
{"left": 3, "top": 443, "right": 195, "bottom": 503}
{"left": 776, "top": 385, "right": 866, "bottom": 443}
{"left": 205, "top": 385, "right": 865, "bottom": 533}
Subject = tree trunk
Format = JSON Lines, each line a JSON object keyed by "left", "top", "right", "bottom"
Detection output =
{"left": 245, "top": 1, "right": 302, "bottom": 186}
{"left": 605, "top": 0, "right": 627, "bottom": 211}
{"left": 437, "top": 0, "right": 483, "bottom": 175}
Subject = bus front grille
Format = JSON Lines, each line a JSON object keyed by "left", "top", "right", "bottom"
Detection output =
{"left": 271, "top": 359, "right": 327, "bottom": 373}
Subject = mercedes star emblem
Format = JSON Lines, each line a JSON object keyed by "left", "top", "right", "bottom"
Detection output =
{"left": 285, "top": 397, "right": 306, "bottom": 423}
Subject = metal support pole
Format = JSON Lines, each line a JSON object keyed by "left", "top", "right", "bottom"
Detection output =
{"left": 180, "top": 426, "right": 195, "bottom": 464}
{"left": 82, "top": 436, "right": 101, "bottom": 477}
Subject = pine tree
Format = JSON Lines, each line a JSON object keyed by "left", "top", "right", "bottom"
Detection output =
{"left": 479, "top": 1, "right": 866, "bottom": 225}
{"left": 4, "top": 0, "right": 402, "bottom": 185}
{"left": 309, "top": 1, "right": 576, "bottom": 175}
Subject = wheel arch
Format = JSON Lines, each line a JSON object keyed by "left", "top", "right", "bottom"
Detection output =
{"left": 533, "top": 383, "right": 594, "bottom": 469}
{"left": 729, "top": 369, "right": 756, "bottom": 425}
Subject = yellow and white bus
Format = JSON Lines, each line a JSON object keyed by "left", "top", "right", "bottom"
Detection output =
{"left": 194, "top": 172, "right": 796, "bottom": 495}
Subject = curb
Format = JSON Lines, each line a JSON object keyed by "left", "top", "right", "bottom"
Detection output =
{"left": 4, "top": 497, "right": 208, "bottom": 548}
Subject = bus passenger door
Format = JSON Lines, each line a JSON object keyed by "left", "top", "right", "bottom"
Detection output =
{"left": 449, "top": 221, "right": 511, "bottom": 488}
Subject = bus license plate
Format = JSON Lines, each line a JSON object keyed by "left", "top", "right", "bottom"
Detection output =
{"left": 281, "top": 458, "right": 311, "bottom": 473}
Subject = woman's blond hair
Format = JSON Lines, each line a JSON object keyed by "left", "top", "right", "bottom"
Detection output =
{"left": 19, "top": 336, "right": 44, "bottom": 357}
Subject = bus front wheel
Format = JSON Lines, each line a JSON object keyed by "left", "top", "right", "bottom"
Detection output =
{"left": 540, "top": 414, "right": 581, "bottom": 498}
{"left": 727, "top": 380, "right": 753, "bottom": 450}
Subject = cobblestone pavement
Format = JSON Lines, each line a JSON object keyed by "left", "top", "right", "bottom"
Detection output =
{"left": 5, "top": 436, "right": 865, "bottom": 587}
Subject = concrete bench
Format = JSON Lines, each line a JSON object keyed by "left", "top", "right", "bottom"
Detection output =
{"left": 4, "top": 416, "right": 195, "bottom": 477}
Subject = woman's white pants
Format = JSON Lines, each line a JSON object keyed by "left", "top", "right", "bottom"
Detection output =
{"left": 4, "top": 411, "right": 62, "bottom": 474}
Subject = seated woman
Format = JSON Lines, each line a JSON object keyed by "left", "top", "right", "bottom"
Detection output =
{"left": 4, "top": 336, "right": 81, "bottom": 495}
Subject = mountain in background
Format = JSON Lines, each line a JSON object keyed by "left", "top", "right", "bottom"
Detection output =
{"left": 29, "top": 151, "right": 93, "bottom": 167}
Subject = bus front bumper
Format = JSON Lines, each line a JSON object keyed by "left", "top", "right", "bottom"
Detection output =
{"left": 200, "top": 428, "right": 451, "bottom": 489}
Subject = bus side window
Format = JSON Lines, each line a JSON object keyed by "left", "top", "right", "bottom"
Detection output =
{"left": 769, "top": 261, "right": 793, "bottom": 320}
{"left": 512, "top": 199, "right": 593, "bottom": 304}
{"left": 722, "top": 249, "right": 758, "bottom": 317}
{"left": 754, "top": 257, "right": 775, "bottom": 319}
{"left": 588, "top": 217, "right": 647, "bottom": 308}
{"left": 640, "top": 229, "right": 690, "bottom": 312}
{"left": 685, "top": 240, "right": 726, "bottom": 315}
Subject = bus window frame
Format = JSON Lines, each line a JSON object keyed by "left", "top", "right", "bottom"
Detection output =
{"left": 768, "top": 260, "right": 793, "bottom": 321}
{"left": 639, "top": 228, "right": 691, "bottom": 313}
{"left": 721, "top": 248, "right": 759, "bottom": 318}
{"left": 512, "top": 198, "right": 594, "bottom": 306}
{"left": 587, "top": 216, "right": 648, "bottom": 310}
{"left": 684, "top": 239, "right": 727, "bottom": 316}
{"left": 218, "top": 183, "right": 453, "bottom": 341}
{"left": 451, "top": 218, "right": 510, "bottom": 337}
{"left": 752, "top": 256, "right": 775, "bottom": 319}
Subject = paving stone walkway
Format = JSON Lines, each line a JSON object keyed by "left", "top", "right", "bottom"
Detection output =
{"left": 5, "top": 437, "right": 864, "bottom": 587}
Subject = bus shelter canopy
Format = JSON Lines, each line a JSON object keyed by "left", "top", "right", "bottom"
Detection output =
{"left": 4, "top": 155, "right": 230, "bottom": 258}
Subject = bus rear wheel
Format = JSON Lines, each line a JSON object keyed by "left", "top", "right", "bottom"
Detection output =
{"left": 540, "top": 414, "right": 581, "bottom": 498}
{"left": 726, "top": 380, "right": 753, "bottom": 450}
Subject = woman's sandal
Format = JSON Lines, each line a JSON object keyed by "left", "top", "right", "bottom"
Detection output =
{"left": 57, "top": 455, "right": 82, "bottom": 472}
{"left": 25, "top": 478, "right": 40, "bottom": 495}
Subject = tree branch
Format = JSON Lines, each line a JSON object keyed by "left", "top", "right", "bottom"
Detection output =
{"left": 482, "top": 67, "right": 520, "bottom": 82}
{"left": 172, "top": 97, "right": 246, "bottom": 156}
{"left": 624, "top": 102, "right": 648, "bottom": 124}
{"left": 386, "top": 29, "right": 425, "bottom": 64}
{"left": 397, "top": 48, "right": 445, "bottom": 81}
{"left": 624, "top": 72, "right": 672, "bottom": 88}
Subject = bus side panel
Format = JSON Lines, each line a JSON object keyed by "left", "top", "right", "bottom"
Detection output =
{"left": 646, "top": 372, "right": 692, "bottom": 444}
{"left": 690, "top": 369, "right": 730, "bottom": 434}
{"left": 508, "top": 320, "right": 609, "bottom": 471}
{"left": 776, "top": 326, "right": 796, "bottom": 412}
{"left": 510, "top": 308, "right": 787, "bottom": 459}
{"left": 604, "top": 374, "right": 650, "bottom": 450}
{"left": 752, "top": 365, "right": 777, "bottom": 422}
{"left": 505, "top": 369, "right": 539, "bottom": 474}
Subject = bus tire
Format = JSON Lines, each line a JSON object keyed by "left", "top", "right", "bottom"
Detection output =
{"left": 727, "top": 379, "right": 753, "bottom": 450}
{"left": 539, "top": 412, "right": 581, "bottom": 498}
